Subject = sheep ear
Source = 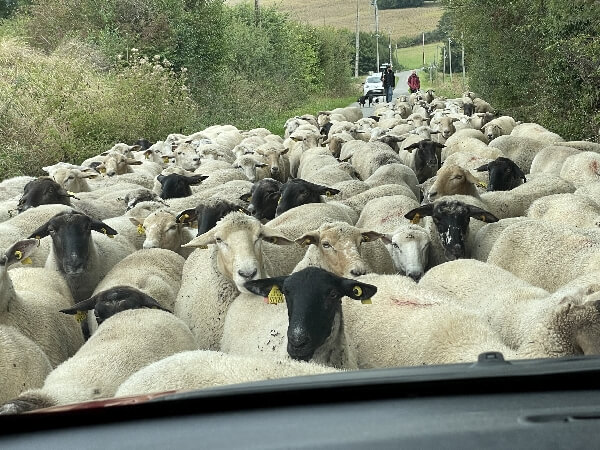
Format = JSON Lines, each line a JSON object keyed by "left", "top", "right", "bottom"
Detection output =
{"left": 128, "top": 217, "right": 143, "bottom": 227}
{"left": 340, "top": 279, "right": 378, "bottom": 301}
{"left": 511, "top": 162, "right": 527, "bottom": 181}
{"left": 244, "top": 276, "right": 287, "bottom": 298}
{"left": 2, "top": 239, "right": 39, "bottom": 267}
{"left": 255, "top": 162, "right": 268, "bottom": 168}
{"left": 260, "top": 227, "right": 295, "bottom": 245}
{"left": 405, "top": 204, "right": 434, "bottom": 223}
{"left": 295, "top": 231, "right": 319, "bottom": 247}
{"left": 434, "top": 142, "right": 446, "bottom": 148}
{"left": 126, "top": 158, "right": 143, "bottom": 166}
{"left": 90, "top": 219, "right": 118, "bottom": 236}
{"left": 403, "top": 143, "right": 420, "bottom": 152}
{"left": 380, "top": 233, "right": 393, "bottom": 245}
{"left": 475, "top": 163, "right": 490, "bottom": 172}
{"left": 157, "top": 174, "right": 166, "bottom": 184}
{"left": 239, "top": 193, "right": 252, "bottom": 202}
{"left": 60, "top": 296, "right": 98, "bottom": 316}
{"left": 187, "top": 175, "right": 208, "bottom": 185}
{"left": 467, "top": 206, "right": 499, "bottom": 223}
{"left": 182, "top": 228, "right": 216, "bottom": 248}
{"left": 80, "top": 171, "right": 99, "bottom": 179}
{"left": 464, "top": 170, "right": 484, "bottom": 186}
{"left": 279, "top": 148, "right": 289, "bottom": 155}
{"left": 176, "top": 208, "right": 198, "bottom": 224}
{"left": 360, "top": 231, "right": 385, "bottom": 243}
{"left": 28, "top": 221, "right": 51, "bottom": 240}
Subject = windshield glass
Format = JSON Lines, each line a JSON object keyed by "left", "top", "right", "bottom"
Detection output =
{"left": 0, "top": 0, "right": 598, "bottom": 418}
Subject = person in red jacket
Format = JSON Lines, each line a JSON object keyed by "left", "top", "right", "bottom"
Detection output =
{"left": 408, "top": 70, "right": 420, "bottom": 93}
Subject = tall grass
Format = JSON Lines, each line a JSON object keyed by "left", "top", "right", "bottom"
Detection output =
{"left": 395, "top": 42, "right": 442, "bottom": 70}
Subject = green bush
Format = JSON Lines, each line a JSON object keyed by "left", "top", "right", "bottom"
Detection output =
{"left": 442, "top": 0, "right": 600, "bottom": 141}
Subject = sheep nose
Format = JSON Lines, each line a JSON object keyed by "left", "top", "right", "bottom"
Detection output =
{"left": 271, "top": 166, "right": 279, "bottom": 173}
{"left": 350, "top": 268, "right": 367, "bottom": 276}
{"left": 107, "top": 171, "right": 116, "bottom": 177}
{"left": 407, "top": 271, "right": 423, "bottom": 281}
{"left": 238, "top": 268, "right": 258, "bottom": 280}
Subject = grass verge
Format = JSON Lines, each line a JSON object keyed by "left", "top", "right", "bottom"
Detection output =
{"left": 419, "top": 69, "right": 468, "bottom": 98}
{"left": 395, "top": 42, "right": 442, "bottom": 70}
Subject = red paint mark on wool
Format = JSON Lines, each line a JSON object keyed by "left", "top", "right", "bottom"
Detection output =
{"left": 380, "top": 212, "right": 403, "bottom": 223}
{"left": 590, "top": 160, "right": 600, "bottom": 175}
{"left": 392, "top": 297, "right": 436, "bottom": 307}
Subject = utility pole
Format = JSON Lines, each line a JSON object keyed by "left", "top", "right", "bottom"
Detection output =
{"left": 422, "top": 32, "right": 425, "bottom": 67}
{"left": 355, "top": 0, "right": 359, "bottom": 78}
{"left": 448, "top": 38, "right": 453, "bottom": 82}
{"left": 443, "top": 45, "right": 446, "bottom": 83}
{"left": 254, "top": 0, "right": 259, "bottom": 26}
{"left": 461, "top": 31, "right": 466, "bottom": 89}
{"left": 389, "top": 31, "right": 392, "bottom": 66}
{"left": 372, "top": 0, "right": 380, "bottom": 72}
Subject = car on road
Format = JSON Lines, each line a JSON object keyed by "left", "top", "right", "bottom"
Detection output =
{"left": 363, "top": 74, "right": 384, "bottom": 96}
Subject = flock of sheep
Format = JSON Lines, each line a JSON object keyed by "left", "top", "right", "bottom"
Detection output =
{"left": 1, "top": 87, "right": 600, "bottom": 414}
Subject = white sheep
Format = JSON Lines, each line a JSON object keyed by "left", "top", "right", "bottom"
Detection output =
{"left": 0, "top": 239, "right": 84, "bottom": 368}
{"left": 510, "top": 122, "right": 565, "bottom": 144}
{"left": 0, "top": 325, "right": 52, "bottom": 404}
{"left": 115, "top": 350, "right": 337, "bottom": 397}
{"left": 174, "top": 212, "right": 296, "bottom": 349}
{"left": 341, "top": 184, "right": 418, "bottom": 214}
{"left": 128, "top": 210, "right": 195, "bottom": 257}
{"left": 529, "top": 145, "right": 582, "bottom": 175}
{"left": 443, "top": 128, "right": 488, "bottom": 147}
{"left": 0, "top": 309, "right": 197, "bottom": 414}
{"left": 559, "top": 151, "right": 600, "bottom": 187}
{"left": 487, "top": 220, "right": 600, "bottom": 292}
{"left": 350, "top": 142, "right": 403, "bottom": 180}
{"left": 419, "top": 259, "right": 600, "bottom": 357}
{"left": 526, "top": 193, "right": 600, "bottom": 229}
{"left": 363, "top": 164, "right": 419, "bottom": 200}
{"left": 488, "top": 135, "right": 546, "bottom": 173}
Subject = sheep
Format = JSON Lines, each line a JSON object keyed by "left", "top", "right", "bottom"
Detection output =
{"left": 406, "top": 197, "right": 498, "bottom": 265}
{"left": 115, "top": 350, "right": 338, "bottom": 397}
{"left": 28, "top": 211, "right": 133, "bottom": 302}
{"left": 241, "top": 178, "right": 281, "bottom": 221}
{"left": 90, "top": 249, "right": 185, "bottom": 314}
{"left": 0, "top": 326, "right": 52, "bottom": 404}
{"left": 49, "top": 167, "right": 99, "bottom": 193}
{"left": 128, "top": 210, "right": 195, "bottom": 257}
{"left": 174, "top": 212, "right": 296, "bottom": 349}
{"left": 297, "top": 148, "right": 339, "bottom": 179}
{"left": 325, "top": 131, "right": 355, "bottom": 159}
{"left": 0, "top": 239, "right": 84, "bottom": 368}
{"left": 284, "top": 115, "right": 319, "bottom": 138}
{"left": 0, "top": 176, "right": 35, "bottom": 202}
{"left": 443, "top": 128, "right": 488, "bottom": 146}
{"left": 470, "top": 217, "right": 532, "bottom": 262}
{"left": 171, "top": 142, "right": 202, "bottom": 171}
{"left": 475, "top": 157, "right": 527, "bottom": 191}
{"left": 0, "top": 308, "right": 197, "bottom": 414}
{"left": 356, "top": 195, "right": 430, "bottom": 280}
{"left": 480, "top": 174, "right": 575, "bottom": 219}
{"left": 275, "top": 178, "right": 340, "bottom": 217}
{"left": 575, "top": 183, "right": 600, "bottom": 208}
{"left": 559, "top": 151, "right": 600, "bottom": 187}
{"left": 419, "top": 259, "right": 600, "bottom": 357}
{"left": 350, "top": 142, "right": 403, "bottom": 180}
{"left": 488, "top": 135, "right": 546, "bottom": 173}
{"left": 319, "top": 106, "right": 362, "bottom": 124}
{"left": 426, "top": 164, "right": 485, "bottom": 203}
{"left": 526, "top": 193, "right": 600, "bottom": 229}
{"left": 157, "top": 173, "right": 207, "bottom": 200}
{"left": 176, "top": 198, "right": 249, "bottom": 239}
{"left": 363, "top": 163, "right": 419, "bottom": 198}
{"left": 441, "top": 137, "right": 503, "bottom": 163}
{"left": 232, "top": 154, "right": 270, "bottom": 183}
{"left": 293, "top": 222, "right": 395, "bottom": 277}
{"left": 472, "top": 97, "right": 495, "bottom": 114}
{"left": 221, "top": 267, "right": 377, "bottom": 368}
{"left": 339, "top": 139, "right": 369, "bottom": 162}
{"left": 17, "top": 177, "right": 72, "bottom": 213}
{"left": 510, "top": 122, "right": 565, "bottom": 144}
{"left": 561, "top": 140, "right": 600, "bottom": 153}
{"left": 286, "top": 129, "right": 324, "bottom": 177}
{"left": 529, "top": 145, "right": 582, "bottom": 175}
{"left": 432, "top": 116, "right": 459, "bottom": 142}
{"left": 254, "top": 144, "right": 290, "bottom": 182}
{"left": 341, "top": 184, "right": 417, "bottom": 214}
{"left": 340, "top": 273, "right": 521, "bottom": 368}
{"left": 399, "top": 139, "right": 444, "bottom": 183}
{"left": 331, "top": 180, "right": 370, "bottom": 199}
{"left": 465, "top": 111, "right": 495, "bottom": 130}
{"left": 94, "top": 151, "right": 143, "bottom": 177}
{"left": 481, "top": 116, "right": 519, "bottom": 140}
{"left": 303, "top": 162, "right": 358, "bottom": 186}
{"left": 487, "top": 220, "right": 600, "bottom": 292}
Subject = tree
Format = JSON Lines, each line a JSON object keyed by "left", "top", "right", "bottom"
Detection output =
{"left": 378, "top": 0, "right": 424, "bottom": 9}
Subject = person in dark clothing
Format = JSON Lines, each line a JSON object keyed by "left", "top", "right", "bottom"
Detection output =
{"left": 408, "top": 70, "right": 420, "bottom": 93}
{"left": 381, "top": 66, "right": 395, "bottom": 103}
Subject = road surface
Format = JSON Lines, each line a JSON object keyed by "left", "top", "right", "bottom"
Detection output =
{"left": 351, "top": 70, "right": 414, "bottom": 117}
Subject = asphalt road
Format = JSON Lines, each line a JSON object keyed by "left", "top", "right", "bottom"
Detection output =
{"left": 351, "top": 70, "right": 414, "bottom": 117}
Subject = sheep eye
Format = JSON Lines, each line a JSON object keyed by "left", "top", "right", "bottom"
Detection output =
{"left": 453, "top": 175, "right": 463, "bottom": 180}
{"left": 67, "top": 176, "right": 75, "bottom": 180}
{"left": 393, "top": 243, "right": 399, "bottom": 249}
{"left": 215, "top": 237, "right": 223, "bottom": 243}
{"left": 322, "top": 242, "right": 332, "bottom": 249}
{"left": 327, "top": 289, "right": 338, "bottom": 299}
{"left": 168, "top": 225, "right": 177, "bottom": 231}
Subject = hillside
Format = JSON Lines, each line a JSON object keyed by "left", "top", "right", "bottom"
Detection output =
{"left": 225, "top": 0, "right": 443, "bottom": 41}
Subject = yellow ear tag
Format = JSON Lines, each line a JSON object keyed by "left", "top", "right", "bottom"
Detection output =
{"left": 75, "top": 310, "right": 88, "bottom": 323}
{"left": 34, "top": 235, "right": 41, "bottom": 241}
{"left": 361, "top": 299, "right": 373, "bottom": 304}
{"left": 144, "top": 153, "right": 150, "bottom": 159}
{"left": 267, "top": 285, "right": 285, "bottom": 304}
{"left": 480, "top": 215, "right": 487, "bottom": 222}
{"left": 325, "top": 191, "right": 332, "bottom": 197}
{"left": 14, "top": 250, "right": 23, "bottom": 260}
{"left": 137, "top": 224, "right": 145, "bottom": 235}
{"left": 238, "top": 209, "right": 247, "bottom": 214}
{"left": 67, "top": 191, "right": 76, "bottom": 196}
{"left": 363, "top": 235, "right": 370, "bottom": 242}
{"left": 101, "top": 228, "right": 114, "bottom": 238}
{"left": 198, "top": 245, "right": 208, "bottom": 249}
{"left": 99, "top": 167, "right": 106, "bottom": 174}
{"left": 411, "top": 213, "right": 421, "bottom": 225}
{"left": 477, "top": 181, "right": 487, "bottom": 189}
{"left": 21, "top": 257, "right": 33, "bottom": 265}
{"left": 162, "top": 156, "right": 170, "bottom": 163}
{"left": 301, "top": 238, "right": 312, "bottom": 247}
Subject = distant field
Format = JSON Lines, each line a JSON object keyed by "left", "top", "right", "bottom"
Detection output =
{"left": 225, "top": 0, "right": 443, "bottom": 41}
{"left": 395, "top": 41, "right": 442, "bottom": 69}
